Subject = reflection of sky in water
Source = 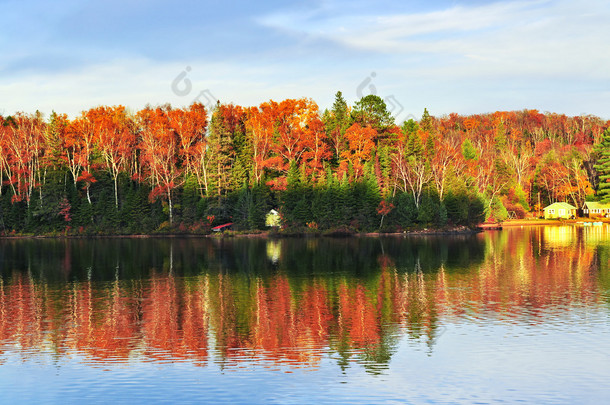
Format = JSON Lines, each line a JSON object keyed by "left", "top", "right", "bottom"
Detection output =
{"left": 0, "top": 229, "right": 609, "bottom": 403}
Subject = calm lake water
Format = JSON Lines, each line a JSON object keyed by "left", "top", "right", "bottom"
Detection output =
{"left": 1, "top": 227, "right": 609, "bottom": 404}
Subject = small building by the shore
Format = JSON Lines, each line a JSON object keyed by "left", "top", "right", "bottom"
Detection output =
{"left": 266, "top": 209, "right": 281, "bottom": 227}
{"left": 212, "top": 223, "right": 233, "bottom": 232}
{"left": 543, "top": 202, "right": 577, "bottom": 219}
{"left": 582, "top": 201, "right": 610, "bottom": 218}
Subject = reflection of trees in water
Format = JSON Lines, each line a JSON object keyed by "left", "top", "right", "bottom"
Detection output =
{"left": 0, "top": 229, "right": 606, "bottom": 371}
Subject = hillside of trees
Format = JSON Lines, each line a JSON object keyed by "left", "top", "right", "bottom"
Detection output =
{"left": 0, "top": 91, "right": 608, "bottom": 235}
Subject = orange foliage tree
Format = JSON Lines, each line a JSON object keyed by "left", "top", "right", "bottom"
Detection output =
{"left": 341, "top": 123, "right": 376, "bottom": 179}
{"left": 88, "top": 106, "right": 135, "bottom": 209}
{"left": 137, "top": 106, "right": 183, "bottom": 224}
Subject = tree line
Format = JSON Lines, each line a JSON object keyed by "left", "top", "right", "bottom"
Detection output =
{"left": 0, "top": 92, "right": 608, "bottom": 234}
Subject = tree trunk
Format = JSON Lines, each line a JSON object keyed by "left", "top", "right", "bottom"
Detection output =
{"left": 168, "top": 186, "right": 173, "bottom": 225}
{"left": 113, "top": 175, "right": 119, "bottom": 209}
{"left": 202, "top": 163, "right": 209, "bottom": 195}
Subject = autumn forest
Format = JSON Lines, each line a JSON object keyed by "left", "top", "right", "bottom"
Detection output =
{"left": 0, "top": 92, "right": 608, "bottom": 235}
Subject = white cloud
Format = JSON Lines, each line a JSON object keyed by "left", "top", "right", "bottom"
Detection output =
{"left": 0, "top": 58, "right": 343, "bottom": 117}
{"left": 1, "top": 0, "right": 609, "bottom": 118}
{"left": 259, "top": 0, "right": 610, "bottom": 80}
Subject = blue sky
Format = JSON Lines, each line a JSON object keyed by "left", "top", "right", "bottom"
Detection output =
{"left": 1, "top": 0, "right": 609, "bottom": 121}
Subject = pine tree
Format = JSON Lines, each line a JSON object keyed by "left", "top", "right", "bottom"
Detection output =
{"left": 494, "top": 120, "right": 507, "bottom": 152}
{"left": 406, "top": 130, "right": 424, "bottom": 158}
{"left": 401, "top": 118, "right": 419, "bottom": 137}
{"left": 425, "top": 133, "right": 435, "bottom": 158}
{"left": 351, "top": 95, "right": 395, "bottom": 147}
{"left": 461, "top": 139, "right": 478, "bottom": 161}
{"left": 392, "top": 192, "right": 417, "bottom": 228}
{"left": 45, "top": 111, "right": 68, "bottom": 169}
{"left": 594, "top": 128, "right": 610, "bottom": 202}
{"left": 207, "top": 104, "right": 237, "bottom": 195}
{"left": 351, "top": 95, "right": 395, "bottom": 131}
{"left": 324, "top": 91, "right": 351, "bottom": 165}
{"left": 420, "top": 108, "right": 434, "bottom": 134}
{"left": 286, "top": 160, "right": 300, "bottom": 188}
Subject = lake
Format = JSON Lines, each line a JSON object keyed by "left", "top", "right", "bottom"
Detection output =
{"left": 1, "top": 227, "right": 609, "bottom": 404}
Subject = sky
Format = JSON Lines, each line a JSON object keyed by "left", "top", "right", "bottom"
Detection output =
{"left": 1, "top": 0, "right": 609, "bottom": 121}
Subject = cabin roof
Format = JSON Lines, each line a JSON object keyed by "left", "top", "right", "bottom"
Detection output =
{"left": 212, "top": 222, "right": 233, "bottom": 231}
{"left": 583, "top": 201, "right": 610, "bottom": 210}
{"left": 544, "top": 202, "right": 576, "bottom": 210}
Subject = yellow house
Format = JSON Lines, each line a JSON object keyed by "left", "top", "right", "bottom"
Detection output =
{"left": 543, "top": 202, "right": 576, "bottom": 219}
{"left": 582, "top": 201, "right": 610, "bottom": 218}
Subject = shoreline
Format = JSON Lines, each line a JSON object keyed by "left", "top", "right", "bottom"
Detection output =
{"left": 1, "top": 220, "right": 603, "bottom": 240}
{"left": 0, "top": 226, "right": 481, "bottom": 240}
{"left": 499, "top": 218, "right": 610, "bottom": 227}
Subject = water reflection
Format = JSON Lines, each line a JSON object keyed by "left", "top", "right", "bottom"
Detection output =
{"left": 0, "top": 227, "right": 608, "bottom": 373}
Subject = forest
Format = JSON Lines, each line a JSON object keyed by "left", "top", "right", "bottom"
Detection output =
{"left": 0, "top": 91, "right": 608, "bottom": 235}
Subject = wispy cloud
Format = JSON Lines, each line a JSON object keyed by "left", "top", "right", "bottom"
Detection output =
{"left": 259, "top": 0, "right": 610, "bottom": 79}
{"left": 1, "top": 0, "right": 608, "bottom": 118}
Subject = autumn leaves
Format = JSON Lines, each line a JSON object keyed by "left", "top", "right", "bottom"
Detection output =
{"left": 0, "top": 96, "right": 606, "bottom": 232}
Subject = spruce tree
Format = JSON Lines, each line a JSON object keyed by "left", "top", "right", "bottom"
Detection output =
{"left": 207, "top": 104, "right": 236, "bottom": 195}
{"left": 324, "top": 91, "right": 351, "bottom": 164}
{"left": 594, "top": 128, "right": 610, "bottom": 202}
{"left": 401, "top": 118, "right": 419, "bottom": 137}
{"left": 494, "top": 121, "right": 507, "bottom": 152}
{"left": 420, "top": 108, "right": 434, "bottom": 134}
{"left": 425, "top": 133, "right": 435, "bottom": 158}
{"left": 461, "top": 139, "right": 478, "bottom": 161}
{"left": 406, "top": 130, "right": 424, "bottom": 158}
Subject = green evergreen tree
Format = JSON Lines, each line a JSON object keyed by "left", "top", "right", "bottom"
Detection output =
{"left": 417, "top": 193, "right": 439, "bottom": 226}
{"left": 438, "top": 203, "right": 448, "bottom": 227}
{"left": 390, "top": 192, "right": 417, "bottom": 228}
{"left": 353, "top": 168, "right": 381, "bottom": 231}
{"left": 180, "top": 175, "right": 201, "bottom": 224}
{"left": 406, "top": 130, "right": 424, "bottom": 158}
{"left": 323, "top": 91, "right": 351, "bottom": 164}
{"left": 286, "top": 160, "right": 300, "bottom": 188}
{"left": 467, "top": 194, "right": 486, "bottom": 226}
{"left": 351, "top": 95, "right": 395, "bottom": 136}
{"left": 514, "top": 184, "right": 530, "bottom": 211}
{"left": 594, "top": 128, "right": 610, "bottom": 202}
{"left": 401, "top": 118, "right": 419, "bottom": 137}
{"left": 312, "top": 172, "right": 340, "bottom": 229}
{"left": 420, "top": 108, "right": 434, "bottom": 134}
{"left": 425, "top": 134, "right": 435, "bottom": 158}
{"left": 494, "top": 121, "right": 507, "bottom": 152}
{"left": 208, "top": 104, "right": 240, "bottom": 195}
{"left": 376, "top": 146, "right": 392, "bottom": 197}
{"left": 461, "top": 139, "right": 478, "bottom": 161}
{"left": 486, "top": 194, "right": 508, "bottom": 222}
{"left": 337, "top": 174, "right": 353, "bottom": 227}
{"left": 45, "top": 111, "right": 67, "bottom": 169}
{"left": 444, "top": 191, "right": 469, "bottom": 225}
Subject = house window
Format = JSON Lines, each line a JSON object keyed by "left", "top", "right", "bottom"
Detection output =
{"left": 559, "top": 209, "right": 565, "bottom": 216}
{"left": 549, "top": 209, "right": 555, "bottom": 214}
